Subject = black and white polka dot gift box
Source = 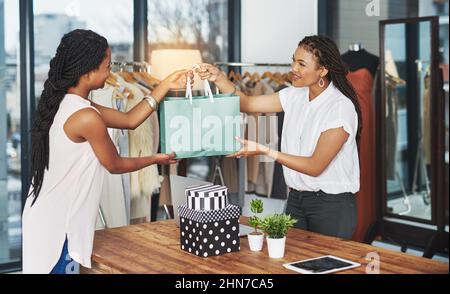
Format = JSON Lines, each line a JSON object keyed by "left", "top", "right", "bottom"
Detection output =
{"left": 185, "top": 184, "right": 228, "bottom": 211}
{"left": 178, "top": 204, "right": 241, "bottom": 257}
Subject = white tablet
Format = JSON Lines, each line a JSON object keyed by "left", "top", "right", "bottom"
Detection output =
{"left": 283, "top": 255, "right": 361, "bottom": 274}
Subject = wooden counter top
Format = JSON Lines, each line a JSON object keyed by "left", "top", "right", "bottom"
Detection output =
{"left": 81, "top": 219, "right": 448, "bottom": 274}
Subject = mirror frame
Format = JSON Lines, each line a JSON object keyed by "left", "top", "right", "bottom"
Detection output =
{"left": 378, "top": 16, "right": 445, "bottom": 226}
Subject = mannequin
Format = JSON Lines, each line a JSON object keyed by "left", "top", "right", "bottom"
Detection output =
{"left": 342, "top": 43, "right": 379, "bottom": 78}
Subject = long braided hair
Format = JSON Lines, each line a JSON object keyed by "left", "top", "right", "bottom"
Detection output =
{"left": 29, "top": 29, "right": 108, "bottom": 206}
{"left": 298, "top": 35, "right": 362, "bottom": 145}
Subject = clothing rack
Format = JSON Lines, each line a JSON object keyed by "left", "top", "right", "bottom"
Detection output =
{"left": 214, "top": 62, "right": 291, "bottom": 68}
{"left": 111, "top": 61, "right": 150, "bottom": 72}
{"left": 99, "top": 60, "right": 155, "bottom": 228}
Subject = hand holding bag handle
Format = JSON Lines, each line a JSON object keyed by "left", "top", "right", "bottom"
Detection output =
{"left": 186, "top": 64, "right": 214, "bottom": 104}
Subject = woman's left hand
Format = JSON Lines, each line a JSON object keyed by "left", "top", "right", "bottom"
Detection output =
{"left": 226, "top": 137, "right": 270, "bottom": 158}
{"left": 164, "top": 69, "right": 194, "bottom": 89}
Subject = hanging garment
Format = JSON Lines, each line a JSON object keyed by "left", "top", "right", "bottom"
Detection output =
{"left": 96, "top": 160, "right": 127, "bottom": 229}
{"left": 245, "top": 81, "right": 265, "bottom": 189}
{"left": 347, "top": 68, "right": 377, "bottom": 242}
{"left": 158, "top": 174, "right": 172, "bottom": 206}
{"left": 259, "top": 80, "right": 278, "bottom": 196}
{"left": 270, "top": 84, "right": 289, "bottom": 199}
{"left": 115, "top": 98, "right": 131, "bottom": 223}
{"left": 222, "top": 158, "right": 239, "bottom": 193}
{"left": 135, "top": 83, "right": 160, "bottom": 155}
{"left": 386, "top": 80, "right": 399, "bottom": 180}
{"left": 342, "top": 49, "right": 379, "bottom": 79}
{"left": 236, "top": 80, "right": 250, "bottom": 192}
{"left": 90, "top": 86, "right": 129, "bottom": 228}
{"left": 244, "top": 80, "right": 277, "bottom": 196}
{"left": 118, "top": 76, "right": 162, "bottom": 220}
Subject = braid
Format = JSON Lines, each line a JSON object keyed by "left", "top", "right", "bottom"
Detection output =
{"left": 298, "top": 36, "right": 362, "bottom": 145}
{"left": 29, "top": 29, "right": 108, "bottom": 206}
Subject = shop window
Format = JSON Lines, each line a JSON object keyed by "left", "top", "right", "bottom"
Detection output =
{"left": 0, "top": 0, "right": 21, "bottom": 271}
{"left": 147, "top": 0, "right": 228, "bottom": 63}
{"left": 34, "top": 0, "right": 134, "bottom": 99}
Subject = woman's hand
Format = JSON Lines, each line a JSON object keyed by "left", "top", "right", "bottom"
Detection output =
{"left": 153, "top": 153, "right": 178, "bottom": 165}
{"left": 163, "top": 69, "right": 194, "bottom": 89}
{"left": 195, "top": 63, "right": 225, "bottom": 83}
{"left": 152, "top": 69, "right": 194, "bottom": 103}
{"left": 195, "top": 63, "right": 238, "bottom": 96}
{"left": 226, "top": 137, "right": 271, "bottom": 158}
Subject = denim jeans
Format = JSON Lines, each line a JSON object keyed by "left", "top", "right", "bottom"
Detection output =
{"left": 50, "top": 237, "right": 79, "bottom": 274}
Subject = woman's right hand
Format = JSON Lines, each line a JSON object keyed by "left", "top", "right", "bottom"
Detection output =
{"left": 153, "top": 153, "right": 178, "bottom": 165}
{"left": 195, "top": 63, "right": 225, "bottom": 83}
{"left": 196, "top": 63, "right": 237, "bottom": 97}
{"left": 164, "top": 69, "right": 194, "bottom": 90}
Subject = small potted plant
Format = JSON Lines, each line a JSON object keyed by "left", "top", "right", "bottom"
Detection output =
{"left": 260, "top": 214, "right": 297, "bottom": 259}
{"left": 247, "top": 199, "right": 264, "bottom": 252}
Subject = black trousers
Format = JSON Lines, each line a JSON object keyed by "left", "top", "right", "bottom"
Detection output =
{"left": 285, "top": 190, "right": 357, "bottom": 240}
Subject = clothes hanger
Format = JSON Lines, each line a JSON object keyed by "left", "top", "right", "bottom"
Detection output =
{"left": 273, "top": 72, "right": 285, "bottom": 85}
{"left": 235, "top": 71, "right": 242, "bottom": 82}
{"left": 118, "top": 71, "right": 136, "bottom": 84}
{"left": 242, "top": 70, "right": 252, "bottom": 80}
{"left": 106, "top": 72, "right": 118, "bottom": 86}
{"left": 129, "top": 71, "right": 152, "bottom": 94}
{"left": 386, "top": 72, "right": 406, "bottom": 85}
{"left": 110, "top": 72, "right": 134, "bottom": 99}
{"left": 262, "top": 71, "right": 277, "bottom": 86}
{"left": 251, "top": 72, "right": 261, "bottom": 83}
{"left": 228, "top": 70, "right": 237, "bottom": 82}
{"left": 132, "top": 72, "right": 159, "bottom": 90}
{"left": 261, "top": 71, "right": 273, "bottom": 80}
{"left": 131, "top": 72, "right": 142, "bottom": 81}
{"left": 141, "top": 72, "right": 161, "bottom": 85}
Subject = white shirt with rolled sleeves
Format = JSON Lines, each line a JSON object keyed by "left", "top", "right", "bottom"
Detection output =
{"left": 278, "top": 82, "right": 360, "bottom": 194}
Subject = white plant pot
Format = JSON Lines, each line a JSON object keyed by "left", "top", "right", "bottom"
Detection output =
{"left": 248, "top": 233, "right": 264, "bottom": 251}
{"left": 266, "top": 236, "right": 286, "bottom": 259}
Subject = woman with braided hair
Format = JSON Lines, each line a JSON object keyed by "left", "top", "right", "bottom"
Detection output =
{"left": 22, "top": 29, "right": 193, "bottom": 273}
{"left": 197, "top": 35, "right": 361, "bottom": 240}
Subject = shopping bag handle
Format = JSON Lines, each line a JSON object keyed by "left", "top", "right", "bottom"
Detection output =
{"left": 185, "top": 64, "right": 214, "bottom": 105}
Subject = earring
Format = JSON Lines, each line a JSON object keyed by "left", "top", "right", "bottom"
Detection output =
{"left": 318, "top": 77, "right": 325, "bottom": 88}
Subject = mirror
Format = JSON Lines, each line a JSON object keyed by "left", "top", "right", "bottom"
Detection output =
{"left": 381, "top": 19, "right": 437, "bottom": 221}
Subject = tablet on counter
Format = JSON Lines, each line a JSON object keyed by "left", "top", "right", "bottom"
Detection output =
{"left": 283, "top": 255, "right": 361, "bottom": 274}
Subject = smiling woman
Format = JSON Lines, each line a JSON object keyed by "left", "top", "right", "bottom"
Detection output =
{"left": 196, "top": 35, "right": 361, "bottom": 240}
{"left": 21, "top": 28, "right": 192, "bottom": 274}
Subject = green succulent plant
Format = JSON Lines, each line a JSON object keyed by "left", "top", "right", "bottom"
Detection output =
{"left": 260, "top": 214, "right": 297, "bottom": 239}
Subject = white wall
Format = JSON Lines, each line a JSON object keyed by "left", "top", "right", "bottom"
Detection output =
{"left": 241, "top": 0, "right": 318, "bottom": 63}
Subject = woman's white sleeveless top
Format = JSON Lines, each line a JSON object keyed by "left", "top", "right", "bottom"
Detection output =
{"left": 22, "top": 94, "right": 105, "bottom": 273}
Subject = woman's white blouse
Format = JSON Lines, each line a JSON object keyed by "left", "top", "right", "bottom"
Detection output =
{"left": 278, "top": 82, "right": 360, "bottom": 194}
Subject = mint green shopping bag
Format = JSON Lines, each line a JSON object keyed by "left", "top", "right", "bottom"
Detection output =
{"left": 159, "top": 85, "right": 241, "bottom": 159}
